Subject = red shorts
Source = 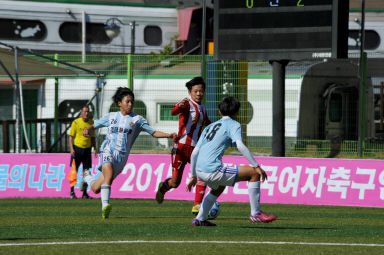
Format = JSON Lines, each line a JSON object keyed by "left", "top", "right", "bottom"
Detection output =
{"left": 171, "top": 142, "right": 194, "bottom": 179}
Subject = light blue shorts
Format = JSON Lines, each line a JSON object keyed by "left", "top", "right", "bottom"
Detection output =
{"left": 98, "top": 151, "right": 128, "bottom": 179}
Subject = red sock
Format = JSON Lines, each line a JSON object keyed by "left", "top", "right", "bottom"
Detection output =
{"left": 194, "top": 179, "right": 207, "bottom": 206}
{"left": 160, "top": 178, "right": 172, "bottom": 194}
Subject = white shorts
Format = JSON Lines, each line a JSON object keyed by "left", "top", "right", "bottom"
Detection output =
{"left": 197, "top": 165, "right": 239, "bottom": 190}
{"left": 98, "top": 152, "right": 128, "bottom": 179}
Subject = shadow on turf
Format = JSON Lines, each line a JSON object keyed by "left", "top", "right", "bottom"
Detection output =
{"left": 113, "top": 216, "right": 188, "bottom": 219}
{"left": 0, "top": 237, "right": 45, "bottom": 241}
{"left": 240, "top": 226, "right": 335, "bottom": 230}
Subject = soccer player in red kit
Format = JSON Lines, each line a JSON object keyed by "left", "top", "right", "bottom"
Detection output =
{"left": 156, "top": 77, "right": 211, "bottom": 215}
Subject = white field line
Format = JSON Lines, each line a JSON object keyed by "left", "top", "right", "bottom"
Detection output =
{"left": 0, "top": 240, "right": 384, "bottom": 247}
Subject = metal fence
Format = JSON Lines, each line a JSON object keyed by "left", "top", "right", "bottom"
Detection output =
{"left": 2, "top": 53, "right": 384, "bottom": 158}
{"left": 1, "top": 118, "right": 73, "bottom": 153}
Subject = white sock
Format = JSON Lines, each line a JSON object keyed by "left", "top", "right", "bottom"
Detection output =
{"left": 196, "top": 192, "right": 217, "bottom": 221}
{"left": 101, "top": 184, "right": 111, "bottom": 210}
{"left": 84, "top": 171, "right": 96, "bottom": 187}
{"left": 248, "top": 181, "right": 261, "bottom": 216}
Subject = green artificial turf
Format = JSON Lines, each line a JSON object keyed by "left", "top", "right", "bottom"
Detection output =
{"left": 0, "top": 198, "right": 383, "bottom": 254}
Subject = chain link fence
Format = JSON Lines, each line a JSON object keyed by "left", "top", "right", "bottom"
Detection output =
{"left": 2, "top": 53, "right": 384, "bottom": 158}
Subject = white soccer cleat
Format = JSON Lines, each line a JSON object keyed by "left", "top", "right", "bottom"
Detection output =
{"left": 80, "top": 171, "right": 91, "bottom": 191}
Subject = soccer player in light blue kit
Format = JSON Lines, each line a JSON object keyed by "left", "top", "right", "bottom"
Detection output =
{"left": 81, "top": 87, "right": 176, "bottom": 219}
{"left": 187, "top": 96, "right": 277, "bottom": 226}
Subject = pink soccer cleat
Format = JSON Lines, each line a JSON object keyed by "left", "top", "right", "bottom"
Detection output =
{"left": 249, "top": 211, "right": 277, "bottom": 223}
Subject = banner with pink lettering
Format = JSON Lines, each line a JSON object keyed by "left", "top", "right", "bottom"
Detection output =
{"left": 0, "top": 154, "right": 383, "bottom": 207}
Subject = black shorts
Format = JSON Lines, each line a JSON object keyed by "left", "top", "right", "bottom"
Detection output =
{"left": 70, "top": 145, "right": 92, "bottom": 171}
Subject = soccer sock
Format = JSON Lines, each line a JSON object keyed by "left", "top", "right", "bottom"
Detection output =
{"left": 196, "top": 192, "right": 217, "bottom": 221}
{"left": 194, "top": 179, "right": 207, "bottom": 206}
{"left": 159, "top": 178, "right": 171, "bottom": 194}
{"left": 248, "top": 181, "right": 261, "bottom": 216}
{"left": 101, "top": 184, "right": 111, "bottom": 210}
{"left": 83, "top": 171, "right": 96, "bottom": 187}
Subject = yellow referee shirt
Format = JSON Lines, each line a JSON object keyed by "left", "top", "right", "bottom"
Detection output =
{"left": 68, "top": 118, "right": 95, "bottom": 149}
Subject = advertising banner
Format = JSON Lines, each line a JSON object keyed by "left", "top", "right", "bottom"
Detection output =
{"left": 0, "top": 154, "right": 383, "bottom": 207}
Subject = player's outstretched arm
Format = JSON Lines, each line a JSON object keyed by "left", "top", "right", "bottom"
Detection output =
{"left": 186, "top": 147, "right": 199, "bottom": 192}
{"left": 236, "top": 139, "right": 267, "bottom": 182}
{"left": 171, "top": 97, "right": 189, "bottom": 115}
{"left": 91, "top": 137, "right": 98, "bottom": 158}
{"left": 152, "top": 131, "right": 177, "bottom": 139}
{"left": 254, "top": 166, "right": 268, "bottom": 182}
{"left": 235, "top": 140, "right": 258, "bottom": 167}
{"left": 83, "top": 125, "right": 95, "bottom": 137}
{"left": 186, "top": 177, "right": 197, "bottom": 192}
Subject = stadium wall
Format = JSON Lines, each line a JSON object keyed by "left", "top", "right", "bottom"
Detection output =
{"left": 0, "top": 154, "right": 383, "bottom": 207}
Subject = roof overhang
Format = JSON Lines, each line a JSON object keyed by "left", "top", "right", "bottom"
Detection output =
{"left": 177, "top": 7, "right": 199, "bottom": 41}
{"left": 0, "top": 48, "right": 77, "bottom": 77}
{"left": 0, "top": 78, "right": 46, "bottom": 85}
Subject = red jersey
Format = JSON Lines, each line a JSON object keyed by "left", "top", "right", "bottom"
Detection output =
{"left": 172, "top": 98, "right": 211, "bottom": 147}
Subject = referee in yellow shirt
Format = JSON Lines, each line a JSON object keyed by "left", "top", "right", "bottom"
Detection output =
{"left": 68, "top": 105, "right": 98, "bottom": 199}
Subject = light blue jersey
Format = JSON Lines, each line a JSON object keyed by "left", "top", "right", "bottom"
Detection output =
{"left": 195, "top": 116, "right": 242, "bottom": 173}
{"left": 95, "top": 112, "right": 155, "bottom": 162}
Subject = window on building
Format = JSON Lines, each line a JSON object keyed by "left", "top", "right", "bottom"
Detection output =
{"left": 58, "top": 100, "right": 95, "bottom": 118}
{"left": 348, "top": 29, "right": 380, "bottom": 50}
{"left": 144, "top": 26, "right": 162, "bottom": 46}
{"left": 159, "top": 104, "right": 178, "bottom": 121}
{"left": 236, "top": 101, "right": 254, "bottom": 124}
{"left": 109, "top": 100, "right": 146, "bottom": 118}
{"left": 329, "top": 93, "right": 342, "bottom": 122}
{"left": 0, "top": 18, "right": 46, "bottom": 41}
{"left": 59, "top": 22, "right": 111, "bottom": 44}
{"left": 0, "top": 90, "right": 13, "bottom": 120}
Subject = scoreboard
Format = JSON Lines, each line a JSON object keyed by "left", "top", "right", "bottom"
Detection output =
{"left": 214, "top": 0, "right": 349, "bottom": 60}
